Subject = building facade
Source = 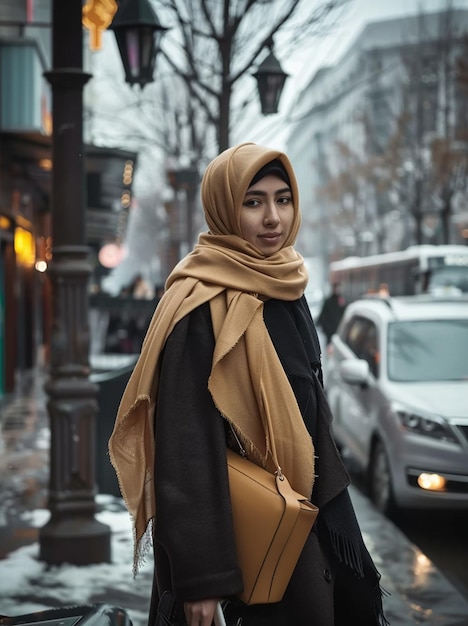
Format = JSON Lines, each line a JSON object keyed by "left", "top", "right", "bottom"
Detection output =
{"left": 0, "top": 0, "right": 136, "bottom": 396}
{"left": 287, "top": 8, "right": 468, "bottom": 269}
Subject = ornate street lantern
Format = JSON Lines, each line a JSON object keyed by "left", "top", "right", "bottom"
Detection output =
{"left": 253, "top": 38, "right": 288, "bottom": 115}
{"left": 110, "top": 0, "right": 168, "bottom": 88}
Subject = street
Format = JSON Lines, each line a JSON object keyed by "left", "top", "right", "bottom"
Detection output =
{"left": 396, "top": 508, "right": 468, "bottom": 601}
{"left": 2, "top": 366, "right": 468, "bottom": 625}
{"left": 349, "top": 469, "right": 468, "bottom": 603}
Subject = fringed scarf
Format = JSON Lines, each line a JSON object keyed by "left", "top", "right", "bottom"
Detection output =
{"left": 108, "top": 143, "right": 316, "bottom": 574}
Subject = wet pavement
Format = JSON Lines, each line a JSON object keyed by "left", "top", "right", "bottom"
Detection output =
{"left": 1, "top": 365, "right": 468, "bottom": 625}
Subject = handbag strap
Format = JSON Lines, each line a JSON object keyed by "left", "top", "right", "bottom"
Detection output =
{"left": 228, "top": 412, "right": 284, "bottom": 480}
{"left": 262, "top": 404, "right": 284, "bottom": 480}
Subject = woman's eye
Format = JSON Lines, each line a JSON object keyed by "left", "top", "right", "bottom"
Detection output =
{"left": 243, "top": 198, "right": 261, "bottom": 207}
{"left": 278, "top": 196, "right": 292, "bottom": 205}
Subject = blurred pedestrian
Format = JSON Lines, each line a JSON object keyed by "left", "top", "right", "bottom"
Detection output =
{"left": 378, "top": 283, "right": 390, "bottom": 297}
{"left": 109, "top": 143, "right": 386, "bottom": 626}
{"left": 317, "top": 282, "right": 346, "bottom": 344}
{"left": 132, "top": 274, "right": 154, "bottom": 300}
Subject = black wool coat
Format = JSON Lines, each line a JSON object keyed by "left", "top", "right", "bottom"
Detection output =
{"left": 148, "top": 297, "right": 386, "bottom": 626}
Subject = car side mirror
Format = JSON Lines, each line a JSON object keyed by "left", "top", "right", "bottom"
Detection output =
{"left": 339, "top": 359, "right": 370, "bottom": 386}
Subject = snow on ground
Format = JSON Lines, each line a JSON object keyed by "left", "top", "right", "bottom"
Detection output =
{"left": 0, "top": 496, "right": 153, "bottom": 626}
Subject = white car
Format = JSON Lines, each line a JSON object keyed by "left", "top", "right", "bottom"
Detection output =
{"left": 325, "top": 294, "right": 468, "bottom": 516}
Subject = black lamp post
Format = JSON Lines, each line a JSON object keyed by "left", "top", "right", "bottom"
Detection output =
{"left": 39, "top": 0, "right": 111, "bottom": 565}
{"left": 38, "top": 0, "right": 170, "bottom": 567}
{"left": 253, "top": 38, "right": 288, "bottom": 115}
{"left": 109, "top": 0, "right": 168, "bottom": 88}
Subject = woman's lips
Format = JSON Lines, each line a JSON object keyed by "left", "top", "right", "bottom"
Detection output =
{"left": 259, "top": 232, "right": 281, "bottom": 243}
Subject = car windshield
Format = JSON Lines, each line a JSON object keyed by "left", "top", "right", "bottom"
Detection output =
{"left": 387, "top": 319, "right": 468, "bottom": 382}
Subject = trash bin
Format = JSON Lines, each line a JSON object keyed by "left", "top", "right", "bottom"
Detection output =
{"left": 0, "top": 603, "right": 133, "bottom": 626}
{"left": 92, "top": 356, "right": 137, "bottom": 497}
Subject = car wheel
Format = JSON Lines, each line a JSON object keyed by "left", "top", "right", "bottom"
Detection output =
{"left": 368, "top": 440, "right": 396, "bottom": 517}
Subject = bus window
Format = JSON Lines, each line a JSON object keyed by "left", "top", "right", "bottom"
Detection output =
{"left": 329, "top": 245, "right": 468, "bottom": 303}
{"left": 428, "top": 267, "right": 467, "bottom": 294}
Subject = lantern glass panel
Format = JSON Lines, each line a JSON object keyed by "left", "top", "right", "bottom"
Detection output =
{"left": 139, "top": 26, "right": 156, "bottom": 74}
{"left": 114, "top": 26, "right": 158, "bottom": 86}
{"left": 125, "top": 29, "right": 140, "bottom": 80}
{"left": 258, "top": 73, "right": 286, "bottom": 115}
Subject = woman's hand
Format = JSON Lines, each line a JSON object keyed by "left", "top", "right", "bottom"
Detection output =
{"left": 184, "top": 598, "right": 220, "bottom": 626}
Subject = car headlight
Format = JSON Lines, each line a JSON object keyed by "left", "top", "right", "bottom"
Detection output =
{"left": 392, "top": 404, "right": 459, "bottom": 444}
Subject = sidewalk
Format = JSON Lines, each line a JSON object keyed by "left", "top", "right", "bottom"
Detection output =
{"left": 1, "top": 368, "right": 468, "bottom": 626}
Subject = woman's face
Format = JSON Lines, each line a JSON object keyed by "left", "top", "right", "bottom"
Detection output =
{"left": 240, "top": 174, "right": 294, "bottom": 257}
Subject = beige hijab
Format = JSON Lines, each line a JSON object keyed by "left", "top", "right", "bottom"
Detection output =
{"left": 108, "top": 143, "right": 315, "bottom": 573}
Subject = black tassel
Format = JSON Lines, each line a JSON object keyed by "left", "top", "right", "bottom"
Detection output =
{"left": 329, "top": 528, "right": 364, "bottom": 578}
{"left": 373, "top": 580, "right": 391, "bottom": 626}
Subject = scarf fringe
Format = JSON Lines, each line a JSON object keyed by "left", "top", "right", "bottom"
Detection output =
{"left": 133, "top": 517, "right": 154, "bottom": 578}
{"left": 373, "top": 579, "right": 391, "bottom": 626}
{"left": 329, "top": 528, "right": 364, "bottom": 578}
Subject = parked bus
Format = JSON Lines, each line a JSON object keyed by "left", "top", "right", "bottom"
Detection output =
{"left": 329, "top": 245, "right": 468, "bottom": 303}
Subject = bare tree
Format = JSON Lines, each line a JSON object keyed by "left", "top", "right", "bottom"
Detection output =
{"left": 315, "top": 1, "right": 468, "bottom": 259}
{"left": 384, "top": 1, "right": 468, "bottom": 245}
{"left": 429, "top": 6, "right": 468, "bottom": 244}
{"left": 158, "top": 0, "right": 348, "bottom": 153}
{"left": 316, "top": 141, "right": 373, "bottom": 257}
{"left": 86, "top": 0, "right": 349, "bottom": 281}
{"left": 89, "top": 0, "right": 348, "bottom": 159}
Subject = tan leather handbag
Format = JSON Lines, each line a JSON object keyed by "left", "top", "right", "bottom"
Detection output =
{"left": 226, "top": 422, "right": 319, "bottom": 605}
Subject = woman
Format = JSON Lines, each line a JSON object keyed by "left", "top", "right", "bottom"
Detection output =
{"left": 109, "top": 143, "right": 387, "bottom": 626}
